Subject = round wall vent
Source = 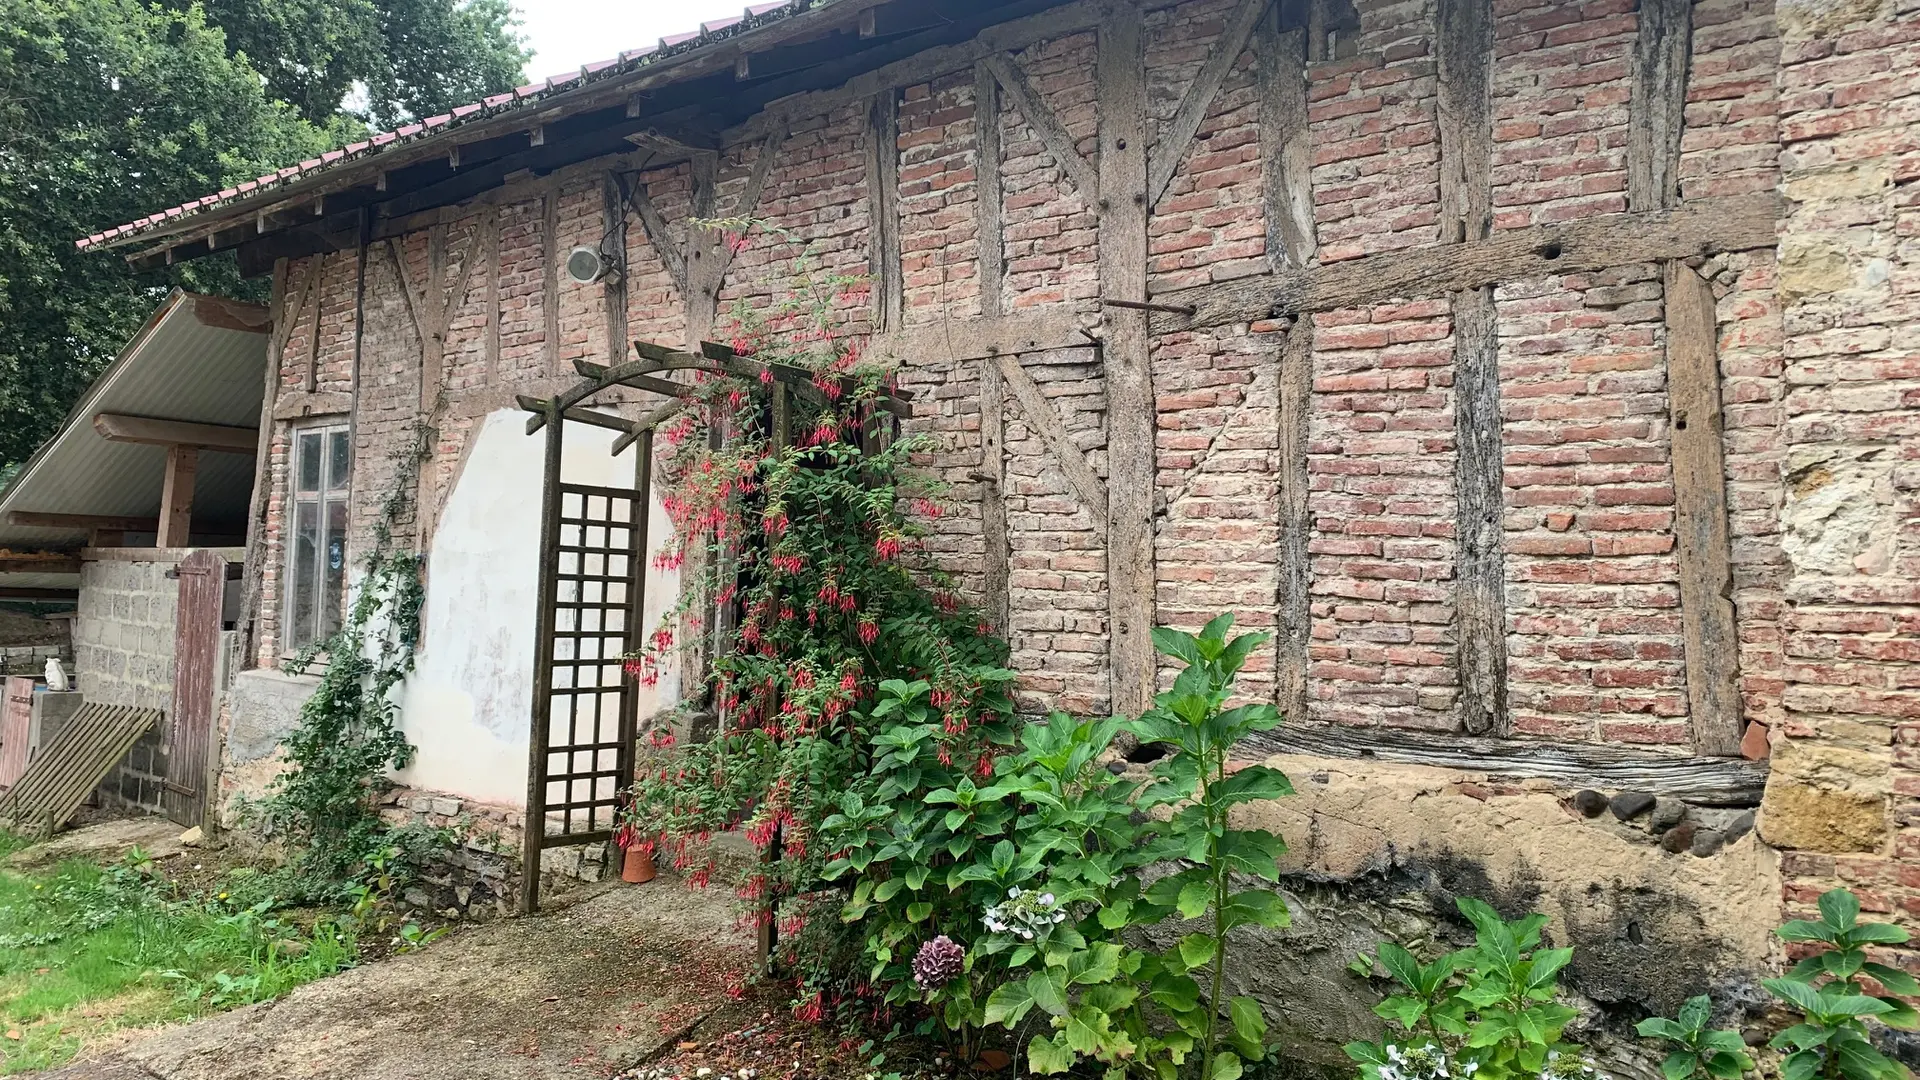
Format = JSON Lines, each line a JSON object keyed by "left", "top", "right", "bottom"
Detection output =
{"left": 566, "top": 245, "right": 609, "bottom": 285}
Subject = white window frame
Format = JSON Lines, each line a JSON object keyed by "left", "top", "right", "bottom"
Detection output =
{"left": 282, "top": 421, "right": 352, "bottom": 653}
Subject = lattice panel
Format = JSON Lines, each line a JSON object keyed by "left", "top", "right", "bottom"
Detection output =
{"left": 536, "top": 482, "right": 641, "bottom": 841}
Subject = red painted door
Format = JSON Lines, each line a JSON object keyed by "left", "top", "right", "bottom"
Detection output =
{"left": 164, "top": 550, "right": 227, "bottom": 827}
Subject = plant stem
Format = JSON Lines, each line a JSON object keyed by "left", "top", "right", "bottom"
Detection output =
{"left": 1202, "top": 746, "right": 1226, "bottom": 1080}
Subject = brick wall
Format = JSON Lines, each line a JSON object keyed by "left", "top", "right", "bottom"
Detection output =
{"left": 236, "top": 0, "right": 1920, "bottom": 975}
{"left": 1759, "top": 0, "right": 1920, "bottom": 961}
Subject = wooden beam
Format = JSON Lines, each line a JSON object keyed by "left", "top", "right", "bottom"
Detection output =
{"left": 189, "top": 297, "right": 272, "bottom": 334}
{"left": 632, "top": 180, "right": 688, "bottom": 296}
{"left": 1148, "top": 0, "right": 1267, "bottom": 209}
{"left": 157, "top": 445, "right": 197, "bottom": 549}
{"left": 976, "top": 59, "right": 1011, "bottom": 637}
{"left": 867, "top": 309, "right": 1091, "bottom": 366}
{"left": 5, "top": 512, "right": 160, "bottom": 533}
{"left": 1150, "top": 192, "right": 1783, "bottom": 332}
{"left": 983, "top": 51, "right": 1100, "bottom": 200}
{"left": 1437, "top": 0, "right": 1505, "bottom": 736}
{"left": 993, "top": 351, "right": 1108, "bottom": 520}
{"left": 0, "top": 588, "right": 79, "bottom": 601}
{"left": 0, "top": 557, "right": 81, "bottom": 575}
{"left": 1628, "top": 0, "right": 1692, "bottom": 211}
{"left": 92, "top": 414, "right": 258, "bottom": 454}
{"left": 1240, "top": 723, "right": 1768, "bottom": 806}
{"left": 1666, "top": 263, "right": 1744, "bottom": 757}
{"left": 866, "top": 91, "right": 904, "bottom": 333}
{"left": 1100, "top": 5, "right": 1155, "bottom": 719}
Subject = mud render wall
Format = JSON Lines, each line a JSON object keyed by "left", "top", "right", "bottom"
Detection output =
{"left": 227, "top": 0, "right": 1920, "bottom": 1063}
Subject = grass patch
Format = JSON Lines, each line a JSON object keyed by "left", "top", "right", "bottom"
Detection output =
{"left": 0, "top": 837, "right": 357, "bottom": 1073}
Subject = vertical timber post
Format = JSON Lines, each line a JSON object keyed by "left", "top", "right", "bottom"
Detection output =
{"left": 1100, "top": 1, "right": 1156, "bottom": 719}
{"left": 1258, "top": 10, "right": 1318, "bottom": 723}
{"left": 867, "top": 91, "right": 904, "bottom": 334}
{"left": 975, "top": 60, "right": 1012, "bottom": 635}
{"left": 521, "top": 405, "right": 565, "bottom": 914}
{"left": 1437, "top": 0, "right": 1506, "bottom": 736}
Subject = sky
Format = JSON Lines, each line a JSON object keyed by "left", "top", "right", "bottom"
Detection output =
{"left": 514, "top": 1, "right": 752, "bottom": 80}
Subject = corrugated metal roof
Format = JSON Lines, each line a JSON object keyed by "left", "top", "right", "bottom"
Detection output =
{"left": 75, "top": 0, "right": 812, "bottom": 254}
{"left": 0, "top": 291, "right": 268, "bottom": 558}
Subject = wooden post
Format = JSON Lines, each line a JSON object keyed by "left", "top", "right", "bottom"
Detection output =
{"left": 686, "top": 154, "right": 721, "bottom": 349}
{"left": 1099, "top": 2, "right": 1155, "bottom": 718}
{"left": 543, "top": 186, "right": 561, "bottom": 375}
{"left": 1665, "top": 264, "right": 1743, "bottom": 756}
{"left": 158, "top": 445, "right": 198, "bottom": 548}
{"left": 1436, "top": 0, "right": 1506, "bottom": 736}
{"left": 520, "top": 404, "right": 566, "bottom": 915}
{"left": 1628, "top": 0, "right": 1692, "bottom": 213}
{"left": 867, "top": 91, "right": 903, "bottom": 333}
{"left": 975, "top": 61, "right": 1011, "bottom": 635}
{"left": 484, "top": 204, "right": 502, "bottom": 387}
{"left": 1257, "top": 11, "right": 1317, "bottom": 723}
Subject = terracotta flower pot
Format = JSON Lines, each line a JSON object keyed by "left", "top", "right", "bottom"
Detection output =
{"left": 621, "top": 844, "right": 657, "bottom": 884}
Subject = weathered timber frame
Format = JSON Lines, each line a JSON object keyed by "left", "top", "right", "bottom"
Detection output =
{"left": 514, "top": 336, "right": 914, "bottom": 914}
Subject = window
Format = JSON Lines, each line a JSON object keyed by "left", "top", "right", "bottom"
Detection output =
{"left": 285, "top": 424, "right": 350, "bottom": 651}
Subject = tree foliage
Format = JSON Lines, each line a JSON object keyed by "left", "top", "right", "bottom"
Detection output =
{"left": 182, "top": 0, "right": 530, "bottom": 127}
{"left": 0, "top": 0, "right": 525, "bottom": 470}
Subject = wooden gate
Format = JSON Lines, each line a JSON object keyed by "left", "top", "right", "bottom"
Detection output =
{"left": 163, "top": 549, "right": 226, "bottom": 827}
{"left": 0, "top": 677, "right": 34, "bottom": 789}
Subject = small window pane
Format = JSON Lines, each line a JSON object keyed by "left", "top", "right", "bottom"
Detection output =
{"left": 297, "top": 432, "right": 322, "bottom": 493}
{"left": 328, "top": 430, "right": 351, "bottom": 491}
{"left": 320, "top": 495, "right": 348, "bottom": 640}
{"left": 290, "top": 500, "right": 319, "bottom": 646}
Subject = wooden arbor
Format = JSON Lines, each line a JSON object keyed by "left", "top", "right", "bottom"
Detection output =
{"left": 513, "top": 336, "right": 912, "bottom": 914}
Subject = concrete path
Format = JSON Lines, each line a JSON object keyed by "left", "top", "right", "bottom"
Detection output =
{"left": 47, "top": 880, "right": 752, "bottom": 1080}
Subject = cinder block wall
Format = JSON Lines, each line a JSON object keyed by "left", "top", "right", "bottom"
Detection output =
{"left": 74, "top": 552, "right": 183, "bottom": 814}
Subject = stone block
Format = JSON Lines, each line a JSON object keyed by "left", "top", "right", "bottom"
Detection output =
{"left": 1759, "top": 779, "right": 1886, "bottom": 854}
{"left": 430, "top": 797, "right": 462, "bottom": 817}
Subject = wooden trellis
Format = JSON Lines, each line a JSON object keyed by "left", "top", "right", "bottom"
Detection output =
{"left": 515, "top": 337, "right": 912, "bottom": 915}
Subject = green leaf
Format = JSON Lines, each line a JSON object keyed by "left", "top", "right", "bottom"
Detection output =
{"left": 1377, "top": 942, "right": 1423, "bottom": 991}
{"left": 1820, "top": 889, "right": 1861, "bottom": 932}
{"left": 1375, "top": 996, "right": 1428, "bottom": 1030}
{"left": 1212, "top": 1050, "right": 1244, "bottom": 1080}
{"left": 1847, "top": 922, "right": 1911, "bottom": 945}
{"left": 1527, "top": 947, "right": 1575, "bottom": 989}
{"left": 1230, "top": 996, "right": 1269, "bottom": 1047}
{"left": 1221, "top": 890, "right": 1291, "bottom": 931}
{"left": 1345, "top": 1042, "right": 1390, "bottom": 1066}
{"left": 1068, "top": 942, "right": 1124, "bottom": 986}
{"left": 1028, "top": 970, "right": 1069, "bottom": 1016}
{"left": 1776, "top": 920, "right": 1836, "bottom": 943}
{"left": 906, "top": 902, "right": 932, "bottom": 923}
{"left": 1027, "top": 1034, "right": 1075, "bottom": 1075}
{"left": 873, "top": 878, "right": 904, "bottom": 902}
{"left": 1662, "top": 1051, "right": 1701, "bottom": 1080}
{"left": 1152, "top": 627, "right": 1202, "bottom": 666}
{"left": 1177, "top": 879, "right": 1214, "bottom": 920}
{"left": 1213, "top": 765, "right": 1296, "bottom": 806}
{"left": 1678, "top": 994, "right": 1713, "bottom": 1031}
{"left": 1637, "top": 1017, "right": 1689, "bottom": 1042}
{"left": 1178, "top": 934, "right": 1218, "bottom": 971}
{"left": 984, "top": 980, "right": 1034, "bottom": 1027}
{"left": 1862, "top": 962, "right": 1920, "bottom": 997}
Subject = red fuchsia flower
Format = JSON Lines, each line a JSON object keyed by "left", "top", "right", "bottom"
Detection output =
{"left": 975, "top": 752, "right": 996, "bottom": 779}
{"left": 935, "top": 592, "right": 959, "bottom": 614}
{"left": 875, "top": 533, "right": 903, "bottom": 561}
{"left": 911, "top": 497, "right": 942, "bottom": 519}
{"left": 818, "top": 581, "right": 840, "bottom": 605}
{"left": 977, "top": 620, "right": 993, "bottom": 635}
{"left": 813, "top": 417, "right": 837, "bottom": 444}
{"left": 938, "top": 744, "right": 952, "bottom": 767}
{"left": 838, "top": 593, "right": 857, "bottom": 613}
{"left": 763, "top": 508, "right": 788, "bottom": 536}
{"left": 795, "top": 992, "right": 825, "bottom": 1025}
{"left": 858, "top": 618, "right": 879, "bottom": 645}
{"left": 791, "top": 666, "right": 814, "bottom": 690}
{"left": 759, "top": 367, "right": 774, "bottom": 384}
{"left": 779, "top": 604, "right": 797, "bottom": 622}
{"left": 840, "top": 670, "right": 859, "bottom": 692}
